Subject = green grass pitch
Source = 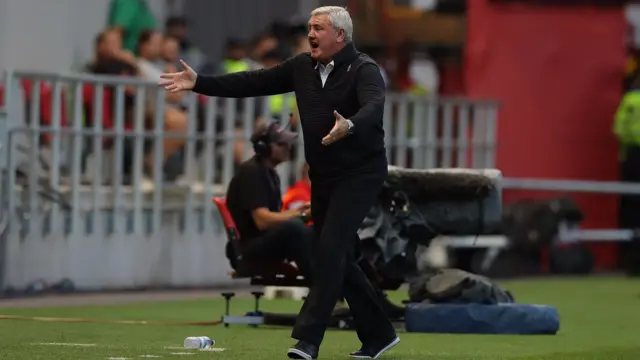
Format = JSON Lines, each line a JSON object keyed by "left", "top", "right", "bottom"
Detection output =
{"left": 0, "top": 277, "right": 639, "bottom": 359}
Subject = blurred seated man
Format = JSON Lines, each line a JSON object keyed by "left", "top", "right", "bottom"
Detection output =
{"left": 226, "top": 121, "right": 314, "bottom": 279}
{"left": 87, "top": 28, "right": 138, "bottom": 72}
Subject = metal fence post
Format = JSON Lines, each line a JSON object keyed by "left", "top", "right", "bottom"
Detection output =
{"left": 0, "top": 108, "right": 8, "bottom": 290}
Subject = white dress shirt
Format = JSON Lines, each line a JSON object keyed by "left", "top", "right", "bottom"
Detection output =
{"left": 316, "top": 61, "right": 334, "bottom": 87}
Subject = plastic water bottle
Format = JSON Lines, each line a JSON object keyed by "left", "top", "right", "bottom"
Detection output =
{"left": 183, "top": 336, "right": 215, "bottom": 349}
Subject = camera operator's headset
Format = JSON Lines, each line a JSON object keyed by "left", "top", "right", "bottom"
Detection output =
{"left": 252, "top": 120, "right": 294, "bottom": 158}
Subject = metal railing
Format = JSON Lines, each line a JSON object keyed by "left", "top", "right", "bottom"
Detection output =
{"left": 502, "top": 178, "right": 640, "bottom": 242}
{"left": 0, "top": 70, "right": 500, "bottom": 289}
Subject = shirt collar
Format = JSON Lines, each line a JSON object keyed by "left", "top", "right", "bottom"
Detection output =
{"left": 315, "top": 60, "right": 334, "bottom": 70}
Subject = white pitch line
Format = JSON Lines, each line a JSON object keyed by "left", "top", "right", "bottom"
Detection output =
{"left": 169, "top": 353, "right": 193, "bottom": 356}
{"left": 200, "top": 348, "right": 226, "bottom": 352}
{"left": 139, "top": 356, "right": 161, "bottom": 358}
{"left": 34, "top": 342, "right": 97, "bottom": 347}
{"left": 106, "top": 357, "right": 129, "bottom": 360}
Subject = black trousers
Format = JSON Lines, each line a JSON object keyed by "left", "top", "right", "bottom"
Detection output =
{"left": 292, "top": 165, "right": 395, "bottom": 347}
{"left": 240, "top": 218, "right": 314, "bottom": 281}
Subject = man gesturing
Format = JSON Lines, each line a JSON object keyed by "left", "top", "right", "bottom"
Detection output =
{"left": 160, "top": 6, "right": 399, "bottom": 359}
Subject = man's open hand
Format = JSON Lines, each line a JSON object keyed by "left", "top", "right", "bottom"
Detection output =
{"left": 321, "top": 111, "right": 350, "bottom": 146}
{"left": 159, "top": 59, "right": 197, "bottom": 93}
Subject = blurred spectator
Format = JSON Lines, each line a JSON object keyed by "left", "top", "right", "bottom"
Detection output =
{"left": 614, "top": 71, "right": 640, "bottom": 271}
{"left": 91, "top": 58, "right": 138, "bottom": 78}
{"left": 86, "top": 31, "right": 141, "bottom": 132}
{"left": 107, "top": 0, "right": 158, "bottom": 54}
{"left": 161, "top": 35, "right": 181, "bottom": 69}
{"left": 222, "top": 38, "right": 251, "bottom": 74}
{"left": 136, "top": 30, "right": 186, "bottom": 105}
{"left": 396, "top": 42, "right": 428, "bottom": 94}
{"left": 165, "top": 16, "right": 209, "bottom": 72}
{"left": 217, "top": 38, "right": 258, "bottom": 149}
{"left": 87, "top": 29, "right": 138, "bottom": 72}
{"left": 136, "top": 30, "right": 165, "bottom": 80}
{"left": 262, "top": 47, "right": 296, "bottom": 121}
{"left": 248, "top": 33, "right": 279, "bottom": 70}
{"left": 409, "top": 52, "right": 439, "bottom": 95}
{"left": 135, "top": 30, "right": 189, "bottom": 178}
{"left": 614, "top": 72, "right": 640, "bottom": 228}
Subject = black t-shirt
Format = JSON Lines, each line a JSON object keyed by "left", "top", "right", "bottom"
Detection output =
{"left": 226, "top": 156, "right": 282, "bottom": 241}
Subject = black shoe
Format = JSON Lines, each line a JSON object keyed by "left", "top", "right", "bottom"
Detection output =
{"left": 287, "top": 341, "right": 319, "bottom": 359}
{"left": 349, "top": 336, "right": 400, "bottom": 359}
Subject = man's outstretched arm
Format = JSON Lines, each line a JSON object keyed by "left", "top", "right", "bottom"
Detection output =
{"left": 160, "top": 57, "right": 297, "bottom": 98}
{"left": 193, "top": 57, "right": 296, "bottom": 98}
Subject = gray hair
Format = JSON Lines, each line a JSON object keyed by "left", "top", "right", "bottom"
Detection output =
{"left": 311, "top": 6, "right": 353, "bottom": 42}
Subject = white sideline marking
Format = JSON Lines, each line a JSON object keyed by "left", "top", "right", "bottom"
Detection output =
{"left": 35, "top": 342, "right": 96, "bottom": 347}
{"left": 169, "top": 353, "right": 193, "bottom": 356}
{"left": 200, "top": 348, "right": 225, "bottom": 352}
{"left": 139, "top": 356, "right": 161, "bottom": 358}
{"left": 106, "top": 358, "right": 129, "bottom": 360}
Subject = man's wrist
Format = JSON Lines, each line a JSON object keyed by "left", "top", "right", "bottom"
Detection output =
{"left": 288, "top": 208, "right": 305, "bottom": 218}
{"left": 346, "top": 119, "right": 355, "bottom": 135}
{"left": 192, "top": 74, "right": 200, "bottom": 92}
{"left": 298, "top": 208, "right": 311, "bottom": 222}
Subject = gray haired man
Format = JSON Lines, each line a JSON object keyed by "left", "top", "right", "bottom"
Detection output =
{"left": 159, "top": 6, "right": 399, "bottom": 359}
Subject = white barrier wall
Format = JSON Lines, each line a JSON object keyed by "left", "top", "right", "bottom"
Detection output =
{"left": 1, "top": 200, "right": 236, "bottom": 290}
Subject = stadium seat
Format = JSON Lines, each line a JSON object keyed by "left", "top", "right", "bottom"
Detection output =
{"left": 212, "top": 196, "right": 309, "bottom": 287}
{"left": 0, "top": 80, "right": 69, "bottom": 145}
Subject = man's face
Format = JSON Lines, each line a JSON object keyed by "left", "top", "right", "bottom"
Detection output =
{"left": 270, "top": 140, "right": 292, "bottom": 164}
{"left": 228, "top": 46, "right": 247, "bottom": 61}
{"left": 142, "top": 32, "right": 162, "bottom": 60}
{"left": 98, "top": 31, "right": 123, "bottom": 59}
{"left": 162, "top": 37, "right": 179, "bottom": 62}
{"left": 254, "top": 37, "right": 277, "bottom": 58}
{"left": 308, "top": 14, "right": 343, "bottom": 62}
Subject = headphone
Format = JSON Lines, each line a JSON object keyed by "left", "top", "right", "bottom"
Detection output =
{"left": 252, "top": 118, "right": 295, "bottom": 158}
{"left": 252, "top": 125, "right": 273, "bottom": 158}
